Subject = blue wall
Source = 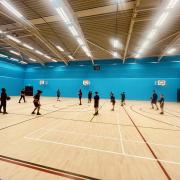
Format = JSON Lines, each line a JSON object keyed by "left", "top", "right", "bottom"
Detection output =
{"left": 0, "top": 59, "right": 25, "bottom": 95}
{"left": 24, "top": 56, "right": 180, "bottom": 101}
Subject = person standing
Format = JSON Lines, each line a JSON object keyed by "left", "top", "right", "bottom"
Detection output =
{"left": 88, "top": 91, "right": 92, "bottom": 103}
{"left": 57, "top": 89, "right": 61, "bottom": 101}
{"left": 94, "top": 92, "right": 100, "bottom": 115}
{"left": 0, "top": 88, "right": 8, "bottom": 114}
{"left": 111, "top": 93, "right": 116, "bottom": 111}
{"left": 121, "top": 92, "right": 126, "bottom": 106}
{"left": 151, "top": 90, "right": 159, "bottom": 110}
{"left": 78, "top": 89, "right": 82, "bottom": 105}
{"left": 32, "top": 90, "right": 42, "bottom": 115}
{"left": 159, "top": 94, "right": 165, "bottom": 114}
{"left": 19, "top": 89, "right": 26, "bottom": 103}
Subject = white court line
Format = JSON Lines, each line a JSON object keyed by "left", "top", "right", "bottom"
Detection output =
{"left": 116, "top": 113, "right": 125, "bottom": 154}
{"left": 24, "top": 136, "right": 180, "bottom": 166}
{"left": 28, "top": 126, "right": 180, "bottom": 150}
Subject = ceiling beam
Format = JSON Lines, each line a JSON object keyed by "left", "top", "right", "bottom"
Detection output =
{"left": 1, "top": 39, "right": 45, "bottom": 65}
{"left": 0, "top": 1, "right": 135, "bottom": 31}
{"left": 0, "top": 10, "right": 68, "bottom": 65}
{"left": 158, "top": 31, "right": 180, "bottom": 62}
{"left": 123, "top": 0, "right": 141, "bottom": 63}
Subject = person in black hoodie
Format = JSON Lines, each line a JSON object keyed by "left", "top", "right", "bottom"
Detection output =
{"left": 32, "top": 90, "right": 42, "bottom": 115}
{"left": 0, "top": 88, "right": 9, "bottom": 114}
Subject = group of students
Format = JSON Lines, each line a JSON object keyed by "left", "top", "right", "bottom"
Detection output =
{"left": 0, "top": 87, "right": 165, "bottom": 116}
{"left": 151, "top": 90, "right": 165, "bottom": 114}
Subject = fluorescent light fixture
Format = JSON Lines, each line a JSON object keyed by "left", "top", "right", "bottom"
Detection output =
{"left": 112, "top": 52, "right": 119, "bottom": 58}
{"left": 22, "top": 43, "right": 34, "bottom": 50}
{"left": 29, "top": 58, "right": 37, "bottom": 62}
{"left": 86, "top": 51, "right": 92, "bottom": 57}
{"left": 155, "top": 12, "right": 169, "bottom": 27}
{"left": 167, "top": 48, "right": 176, "bottom": 54}
{"left": 0, "top": 54, "right": 8, "bottom": 58}
{"left": 113, "top": 39, "right": 119, "bottom": 48}
{"left": 68, "top": 55, "right": 73, "bottom": 60}
{"left": 56, "top": 7, "right": 71, "bottom": 24}
{"left": 0, "top": 30, "right": 3, "bottom": 33}
{"left": 7, "top": 35, "right": 21, "bottom": 43}
{"left": 20, "top": 61, "right": 27, "bottom": 64}
{"left": 77, "top": 38, "right": 84, "bottom": 46}
{"left": 82, "top": 46, "right": 88, "bottom": 53}
{"left": 147, "top": 29, "right": 157, "bottom": 39}
{"left": 141, "top": 40, "right": 150, "bottom": 49}
{"left": 44, "top": 55, "right": 51, "bottom": 59}
{"left": 51, "top": 59, "right": 58, "bottom": 62}
{"left": 56, "top": 46, "right": 64, "bottom": 52}
{"left": 10, "top": 57, "right": 19, "bottom": 62}
{"left": 0, "top": 0, "right": 23, "bottom": 18}
{"left": 167, "top": 0, "right": 178, "bottom": 9}
{"left": 9, "top": 50, "right": 20, "bottom": 56}
{"left": 135, "top": 54, "right": 140, "bottom": 58}
{"left": 35, "top": 50, "right": 43, "bottom": 55}
{"left": 68, "top": 26, "right": 78, "bottom": 37}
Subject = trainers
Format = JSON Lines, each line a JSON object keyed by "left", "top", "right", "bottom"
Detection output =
{"left": 160, "top": 112, "right": 164, "bottom": 115}
{"left": 37, "top": 113, "right": 41, "bottom": 115}
{"left": 31, "top": 112, "right": 35, "bottom": 114}
{"left": 3, "top": 112, "right": 8, "bottom": 114}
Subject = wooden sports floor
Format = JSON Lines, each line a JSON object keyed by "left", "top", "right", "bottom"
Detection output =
{"left": 0, "top": 97, "right": 180, "bottom": 180}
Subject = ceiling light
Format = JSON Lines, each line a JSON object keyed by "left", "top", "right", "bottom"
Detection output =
{"left": 0, "top": 54, "right": 8, "bottom": 58}
{"left": 56, "top": 7, "right": 71, "bottom": 24}
{"left": 20, "top": 61, "right": 27, "bottom": 64}
{"left": 68, "top": 26, "right": 78, "bottom": 37}
{"left": 44, "top": 55, "right": 51, "bottom": 59}
{"left": 77, "top": 38, "right": 84, "bottom": 46}
{"left": 9, "top": 50, "right": 20, "bottom": 56}
{"left": 22, "top": 43, "right": 34, "bottom": 50}
{"left": 29, "top": 58, "right": 37, "bottom": 62}
{"left": 147, "top": 29, "right": 157, "bottom": 39}
{"left": 68, "top": 55, "right": 73, "bottom": 60}
{"left": 155, "top": 12, "right": 169, "bottom": 27}
{"left": 0, "top": 30, "right": 3, "bottom": 34}
{"left": 141, "top": 40, "right": 150, "bottom": 49}
{"left": 0, "top": 0, "right": 23, "bottom": 18}
{"left": 167, "top": 48, "right": 176, "bottom": 54}
{"left": 35, "top": 50, "right": 43, "bottom": 55}
{"left": 56, "top": 46, "right": 64, "bottom": 52}
{"left": 7, "top": 35, "right": 21, "bottom": 43}
{"left": 82, "top": 46, "right": 88, "bottom": 53}
{"left": 10, "top": 57, "right": 19, "bottom": 62}
{"left": 113, "top": 39, "right": 119, "bottom": 48}
{"left": 135, "top": 54, "right": 140, "bottom": 58}
{"left": 86, "top": 51, "right": 92, "bottom": 57}
{"left": 167, "top": 0, "right": 178, "bottom": 9}
{"left": 112, "top": 52, "right": 119, "bottom": 57}
{"left": 51, "top": 59, "right": 58, "bottom": 62}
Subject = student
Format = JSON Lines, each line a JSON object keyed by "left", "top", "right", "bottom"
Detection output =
{"left": 110, "top": 92, "right": 113, "bottom": 102}
{"left": 78, "top": 89, "right": 82, "bottom": 105}
{"left": 151, "top": 90, "right": 159, "bottom": 110}
{"left": 32, "top": 90, "right": 42, "bottom": 115}
{"left": 19, "top": 89, "right": 26, "bottom": 103}
{"left": 159, "top": 94, "right": 165, "bottom": 114}
{"left": 88, "top": 91, "right": 92, "bottom": 103}
{"left": 94, "top": 92, "right": 100, "bottom": 115}
{"left": 57, "top": 89, "right": 61, "bottom": 101}
{"left": 121, "top": 92, "right": 126, "bottom": 106}
{"left": 0, "top": 88, "right": 9, "bottom": 114}
{"left": 111, "top": 93, "right": 116, "bottom": 111}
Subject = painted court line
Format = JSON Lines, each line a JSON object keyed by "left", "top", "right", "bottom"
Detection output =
{"left": 24, "top": 136, "right": 180, "bottom": 166}
{"left": 123, "top": 106, "right": 171, "bottom": 180}
{"left": 116, "top": 113, "right": 125, "bottom": 154}
{"left": 0, "top": 155, "right": 99, "bottom": 180}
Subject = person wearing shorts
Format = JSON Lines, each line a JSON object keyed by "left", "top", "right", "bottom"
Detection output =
{"left": 94, "top": 92, "right": 100, "bottom": 115}
{"left": 88, "top": 91, "right": 92, "bottom": 103}
{"left": 151, "top": 90, "right": 159, "bottom": 110}
{"left": 78, "top": 89, "right": 82, "bottom": 105}
{"left": 32, "top": 90, "right": 42, "bottom": 115}
{"left": 19, "top": 89, "right": 26, "bottom": 103}
{"left": 159, "top": 94, "right": 164, "bottom": 114}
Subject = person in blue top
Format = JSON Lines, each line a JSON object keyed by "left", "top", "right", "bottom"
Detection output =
{"left": 159, "top": 94, "right": 165, "bottom": 114}
{"left": 151, "top": 90, "right": 159, "bottom": 110}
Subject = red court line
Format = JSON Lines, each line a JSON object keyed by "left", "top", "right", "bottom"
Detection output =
{"left": 0, "top": 155, "right": 100, "bottom": 180}
{"left": 123, "top": 107, "right": 171, "bottom": 180}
